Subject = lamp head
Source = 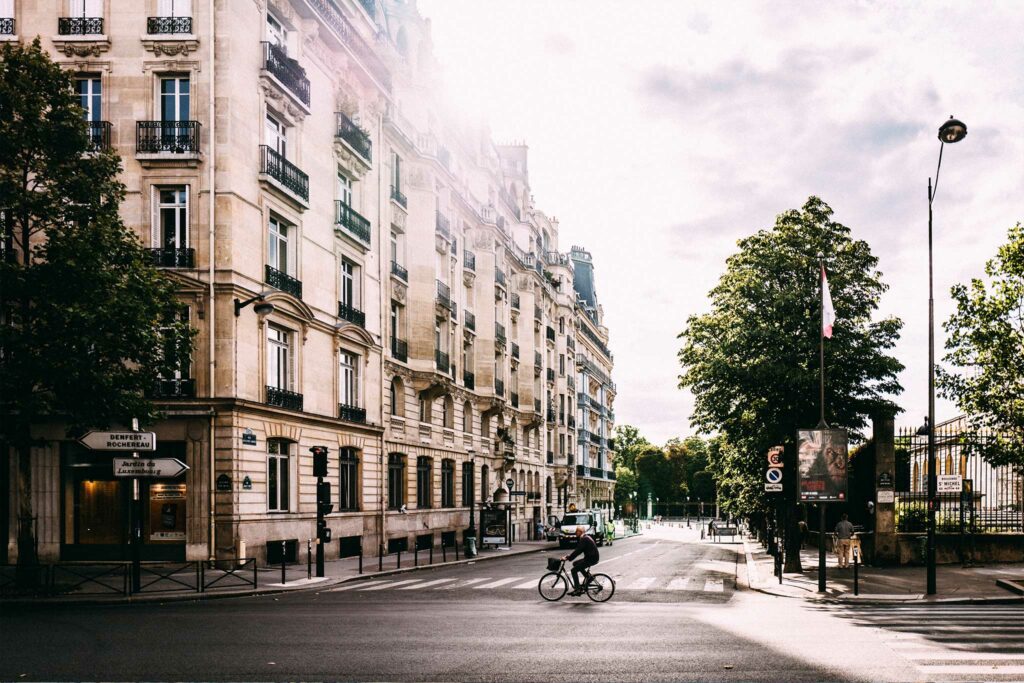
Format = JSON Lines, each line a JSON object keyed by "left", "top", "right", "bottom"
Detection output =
{"left": 938, "top": 116, "right": 967, "bottom": 144}
{"left": 253, "top": 301, "right": 275, "bottom": 316}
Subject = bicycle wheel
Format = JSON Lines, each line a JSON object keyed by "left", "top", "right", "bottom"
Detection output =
{"left": 585, "top": 573, "right": 615, "bottom": 602}
{"left": 537, "top": 572, "right": 568, "bottom": 601}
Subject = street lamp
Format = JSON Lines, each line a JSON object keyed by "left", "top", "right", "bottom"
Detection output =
{"left": 927, "top": 115, "right": 967, "bottom": 596}
{"left": 234, "top": 292, "right": 275, "bottom": 317}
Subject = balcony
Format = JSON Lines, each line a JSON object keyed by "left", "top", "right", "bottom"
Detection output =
{"left": 495, "top": 270, "right": 506, "bottom": 288}
{"left": 150, "top": 378, "right": 195, "bottom": 398}
{"left": 511, "top": 293, "right": 520, "bottom": 310}
{"left": 547, "top": 409, "right": 555, "bottom": 424}
{"left": 547, "top": 368, "right": 555, "bottom": 383}
{"left": 546, "top": 326, "right": 556, "bottom": 343}
{"left": 464, "top": 250, "right": 476, "bottom": 271}
{"left": 509, "top": 342, "right": 519, "bottom": 361}
{"left": 495, "top": 379, "right": 505, "bottom": 397}
{"left": 265, "top": 264, "right": 302, "bottom": 299}
{"left": 338, "top": 301, "right": 365, "bottom": 327}
{"left": 262, "top": 41, "right": 310, "bottom": 107}
{"left": 463, "top": 371, "right": 475, "bottom": 390}
{"left": 534, "top": 305, "right": 542, "bottom": 321}
{"left": 435, "top": 349, "right": 450, "bottom": 373}
{"left": 390, "top": 185, "right": 407, "bottom": 209}
{"left": 266, "top": 385, "right": 303, "bottom": 411}
{"left": 464, "top": 310, "right": 476, "bottom": 332}
{"left": 590, "top": 432, "right": 601, "bottom": 445}
{"left": 58, "top": 17, "right": 103, "bottom": 34}
{"left": 335, "top": 111, "right": 372, "bottom": 162}
{"left": 390, "top": 260, "right": 408, "bottom": 282}
{"left": 0, "top": 18, "right": 13, "bottom": 34}
{"left": 330, "top": 202, "right": 371, "bottom": 247}
{"left": 495, "top": 322, "right": 506, "bottom": 346}
{"left": 136, "top": 120, "right": 201, "bottom": 155}
{"left": 577, "top": 429, "right": 591, "bottom": 444}
{"left": 391, "top": 337, "right": 408, "bottom": 362}
{"left": 260, "top": 145, "right": 309, "bottom": 203}
{"left": 147, "top": 16, "right": 192, "bottom": 34}
{"left": 435, "top": 211, "right": 451, "bottom": 240}
{"left": 338, "top": 403, "right": 367, "bottom": 424}
{"left": 86, "top": 121, "right": 112, "bottom": 151}
{"left": 547, "top": 451, "right": 554, "bottom": 464}
{"left": 576, "top": 464, "right": 586, "bottom": 477}
{"left": 511, "top": 392, "right": 519, "bottom": 408}
{"left": 607, "top": 470, "right": 616, "bottom": 481}
{"left": 148, "top": 247, "right": 195, "bottom": 269}
{"left": 436, "top": 280, "right": 452, "bottom": 311}
{"left": 591, "top": 467, "right": 605, "bottom": 479}
{"left": 568, "top": 416, "right": 576, "bottom": 429}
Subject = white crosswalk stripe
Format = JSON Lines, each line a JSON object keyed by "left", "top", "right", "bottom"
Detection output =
{"left": 474, "top": 577, "right": 523, "bottom": 589}
{"left": 437, "top": 578, "right": 490, "bottom": 590}
{"left": 402, "top": 578, "right": 456, "bottom": 590}
{"left": 703, "top": 578, "right": 725, "bottom": 592}
{"left": 329, "top": 580, "right": 389, "bottom": 592}
{"left": 666, "top": 577, "right": 695, "bottom": 591}
{"left": 623, "top": 577, "right": 656, "bottom": 590}
{"left": 359, "top": 579, "right": 421, "bottom": 591}
{"left": 513, "top": 579, "right": 540, "bottom": 589}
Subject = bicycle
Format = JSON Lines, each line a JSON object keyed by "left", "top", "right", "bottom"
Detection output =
{"left": 537, "top": 558, "right": 615, "bottom": 602}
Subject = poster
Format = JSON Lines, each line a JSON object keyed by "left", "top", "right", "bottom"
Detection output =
{"left": 480, "top": 506, "right": 507, "bottom": 545}
{"left": 148, "top": 482, "right": 187, "bottom": 541}
{"left": 797, "top": 429, "right": 848, "bottom": 501}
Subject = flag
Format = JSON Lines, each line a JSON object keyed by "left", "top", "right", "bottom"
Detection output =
{"left": 822, "top": 265, "right": 835, "bottom": 338}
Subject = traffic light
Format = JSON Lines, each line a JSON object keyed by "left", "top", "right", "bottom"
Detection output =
{"left": 310, "top": 446, "right": 328, "bottom": 477}
{"left": 317, "top": 480, "right": 333, "bottom": 515}
{"left": 317, "top": 519, "right": 332, "bottom": 542}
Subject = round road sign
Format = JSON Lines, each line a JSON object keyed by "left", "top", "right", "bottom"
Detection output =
{"left": 765, "top": 468, "right": 783, "bottom": 484}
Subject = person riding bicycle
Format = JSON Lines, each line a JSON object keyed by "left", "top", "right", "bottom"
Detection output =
{"left": 561, "top": 526, "right": 599, "bottom": 595}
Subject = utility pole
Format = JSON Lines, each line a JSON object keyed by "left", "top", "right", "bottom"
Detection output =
{"left": 311, "top": 446, "right": 332, "bottom": 578}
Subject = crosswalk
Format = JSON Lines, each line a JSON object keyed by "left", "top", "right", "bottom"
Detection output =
{"left": 328, "top": 574, "right": 733, "bottom": 595}
{"left": 841, "top": 604, "right": 1024, "bottom": 682}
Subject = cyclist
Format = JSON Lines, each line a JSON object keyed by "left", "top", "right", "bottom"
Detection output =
{"left": 561, "top": 526, "right": 599, "bottom": 595}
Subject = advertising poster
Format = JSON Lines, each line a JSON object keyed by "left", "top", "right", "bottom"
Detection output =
{"left": 797, "top": 429, "right": 848, "bottom": 502}
{"left": 481, "top": 506, "right": 508, "bottom": 545}
{"left": 148, "top": 482, "right": 187, "bottom": 541}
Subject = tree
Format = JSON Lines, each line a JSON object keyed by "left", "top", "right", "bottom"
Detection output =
{"left": 678, "top": 197, "right": 903, "bottom": 570}
{"left": 0, "top": 41, "right": 193, "bottom": 569}
{"left": 938, "top": 223, "right": 1024, "bottom": 467}
{"left": 613, "top": 424, "right": 650, "bottom": 471}
{"left": 613, "top": 465, "right": 638, "bottom": 512}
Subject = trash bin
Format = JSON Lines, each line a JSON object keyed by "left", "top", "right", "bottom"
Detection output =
{"left": 464, "top": 536, "right": 477, "bottom": 558}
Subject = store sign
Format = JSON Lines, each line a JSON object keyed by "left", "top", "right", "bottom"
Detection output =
{"left": 241, "top": 428, "right": 257, "bottom": 446}
{"left": 797, "top": 429, "right": 848, "bottom": 502}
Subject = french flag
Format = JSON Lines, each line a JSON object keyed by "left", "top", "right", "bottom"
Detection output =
{"left": 822, "top": 265, "right": 835, "bottom": 339}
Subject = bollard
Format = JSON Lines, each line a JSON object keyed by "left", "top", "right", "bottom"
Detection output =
{"left": 415, "top": 546, "right": 419, "bottom": 567}
{"left": 430, "top": 545, "right": 433, "bottom": 564}
{"left": 397, "top": 548, "right": 401, "bottom": 569}
{"left": 442, "top": 543, "right": 447, "bottom": 563}
{"left": 853, "top": 547, "right": 859, "bottom": 596}
{"left": 455, "top": 539, "right": 460, "bottom": 561}
{"left": 378, "top": 545, "right": 383, "bottom": 572}
{"left": 358, "top": 545, "right": 363, "bottom": 575}
{"left": 307, "top": 538, "right": 312, "bottom": 580}
{"left": 280, "top": 540, "right": 287, "bottom": 585}
{"left": 701, "top": 528, "right": 705, "bottom": 540}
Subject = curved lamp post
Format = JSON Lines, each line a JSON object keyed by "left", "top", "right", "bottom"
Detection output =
{"left": 927, "top": 116, "right": 967, "bottom": 596}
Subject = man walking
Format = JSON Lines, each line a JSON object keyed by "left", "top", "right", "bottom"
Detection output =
{"left": 834, "top": 513, "right": 855, "bottom": 568}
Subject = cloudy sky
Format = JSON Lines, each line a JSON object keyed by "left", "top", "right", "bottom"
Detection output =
{"left": 418, "top": 0, "right": 1024, "bottom": 446}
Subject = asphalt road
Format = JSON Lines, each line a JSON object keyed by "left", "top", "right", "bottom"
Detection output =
{"left": 2, "top": 525, "right": 1022, "bottom": 682}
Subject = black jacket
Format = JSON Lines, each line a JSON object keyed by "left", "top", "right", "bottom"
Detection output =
{"left": 567, "top": 534, "right": 599, "bottom": 563}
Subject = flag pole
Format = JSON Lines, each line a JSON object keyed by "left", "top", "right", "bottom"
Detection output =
{"left": 818, "top": 253, "right": 826, "bottom": 429}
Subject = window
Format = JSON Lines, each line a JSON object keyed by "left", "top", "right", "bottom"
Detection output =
{"left": 268, "top": 215, "right": 290, "bottom": 274}
{"left": 559, "top": 354, "right": 565, "bottom": 376}
{"left": 390, "top": 231, "right": 400, "bottom": 265}
{"left": 155, "top": 186, "right": 188, "bottom": 250}
{"left": 157, "top": 306, "right": 191, "bottom": 386}
{"left": 268, "top": 440, "right": 291, "bottom": 512}
{"left": 416, "top": 456, "right": 432, "bottom": 508}
{"left": 267, "top": 11, "right": 286, "bottom": 49}
{"left": 442, "top": 395, "right": 454, "bottom": 429}
{"left": 391, "top": 151, "right": 402, "bottom": 193}
{"left": 559, "top": 317, "right": 564, "bottom": 334}
{"left": 265, "top": 114, "right": 287, "bottom": 157}
{"left": 462, "top": 400, "right": 472, "bottom": 433}
{"left": 69, "top": 0, "right": 102, "bottom": 18}
{"left": 160, "top": 76, "right": 190, "bottom": 122}
{"left": 338, "top": 448, "right": 358, "bottom": 511}
{"left": 75, "top": 76, "right": 101, "bottom": 122}
{"left": 441, "top": 459, "right": 455, "bottom": 508}
{"left": 338, "top": 172, "right": 353, "bottom": 208}
{"left": 157, "top": 0, "right": 192, "bottom": 16}
{"left": 388, "top": 453, "right": 405, "bottom": 509}
{"left": 266, "top": 324, "right": 292, "bottom": 391}
{"left": 389, "top": 377, "right": 404, "bottom": 416}
{"left": 461, "top": 462, "right": 474, "bottom": 507}
{"left": 340, "top": 259, "right": 358, "bottom": 310}
{"left": 339, "top": 351, "right": 358, "bottom": 408}
{"left": 390, "top": 301, "right": 401, "bottom": 342}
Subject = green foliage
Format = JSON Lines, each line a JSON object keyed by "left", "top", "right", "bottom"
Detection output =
{"left": 938, "top": 223, "right": 1024, "bottom": 467}
{"left": 612, "top": 465, "right": 637, "bottom": 510}
{"left": 678, "top": 197, "right": 904, "bottom": 515}
{"left": 612, "top": 425, "right": 649, "bottom": 471}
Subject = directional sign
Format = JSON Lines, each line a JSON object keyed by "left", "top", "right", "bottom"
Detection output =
{"left": 937, "top": 474, "right": 963, "bottom": 493}
{"left": 765, "top": 483, "right": 783, "bottom": 492}
{"left": 113, "top": 457, "right": 188, "bottom": 478}
{"left": 80, "top": 431, "right": 156, "bottom": 452}
{"left": 765, "top": 468, "right": 783, "bottom": 484}
{"left": 767, "top": 447, "right": 784, "bottom": 468}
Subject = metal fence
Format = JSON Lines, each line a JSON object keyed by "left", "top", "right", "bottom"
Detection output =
{"left": 895, "top": 426, "right": 1023, "bottom": 533}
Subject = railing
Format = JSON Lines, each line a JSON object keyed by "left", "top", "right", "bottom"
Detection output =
{"left": 305, "top": 0, "right": 392, "bottom": 92}
{"left": 147, "top": 16, "right": 192, "bottom": 34}
{"left": 0, "top": 18, "right": 13, "bottom": 34}
{"left": 535, "top": 351, "right": 542, "bottom": 367}
{"left": 495, "top": 379, "right": 504, "bottom": 396}
{"left": 510, "top": 342, "right": 519, "bottom": 360}
{"left": 546, "top": 326, "right": 556, "bottom": 342}
{"left": 435, "top": 349, "right": 450, "bottom": 373}
{"left": 495, "top": 322, "right": 506, "bottom": 345}
{"left": 391, "top": 260, "right": 408, "bottom": 281}
{"left": 390, "top": 185, "right": 407, "bottom": 208}
{"left": 58, "top": 17, "right": 103, "bottom": 34}
{"left": 335, "top": 111, "right": 372, "bottom": 161}
{"left": 335, "top": 201, "right": 371, "bottom": 245}
{"left": 547, "top": 368, "right": 555, "bottom": 383}
{"left": 578, "top": 429, "right": 591, "bottom": 444}
{"left": 580, "top": 322, "right": 614, "bottom": 360}
{"left": 463, "top": 371, "right": 475, "bottom": 390}
{"left": 136, "top": 121, "right": 201, "bottom": 154}
{"left": 464, "top": 310, "right": 476, "bottom": 332}
{"left": 590, "top": 467, "right": 605, "bottom": 479}
{"left": 567, "top": 336, "right": 576, "bottom": 351}
{"left": 150, "top": 378, "right": 196, "bottom": 398}
{"left": 265, "top": 264, "right": 302, "bottom": 299}
{"left": 547, "top": 451, "right": 554, "bottom": 464}
{"left": 511, "top": 293, "right": 520, "bottom": 310}
{"left": 535, "top": 399, "right": 542, "bottom": 413}
{"left": 590, "top": 432, "right": 601, "bottom": 445}
{"left": 435, "top": 211, "right": 451, "bottom": 239}
{"left": 534, "top": 305, "right": 542, "bottom": 321}
{"left": 266, "top": 385, "right": 303, "bottom": 411}
{"left": 148, "top": 247, "right": 194, "bottom": 268}
{"left": 568, "top": 416, "right": 576, "bottom": 429}
{"left": 86, "top": 120, "right": 112, "bottom": 151}
{"left": 338, "top": 301, "right": 365, "bottom": 327}
{"left": 495, "top": 269, "right": 506, "bottom": 287}
{"left": 339, "top": 403, "right": 367, "bottom": 423}
{"left": 576, "top": 464, "right": 586, "bottom": 476}
{"left": 547, "top": 409, "right": 555, "bottom": 423}
{"left": 436, "top": 280, "right": 452, "bottom": 311}
{"left": 511, "top": 392, "right": 519, "bottom": 408}
{"left": 260, "top": 145, "right": 309, "bottom": 201}
{"left": 607, "top": 470, "right": 616, "bottom": 481}
{"left": 464, "top": 250, "right": 476, "bottom": 271}
{"left": 262, "top": 42, "right": 310, "bottom": 106}
{"left": 391, "top": 337, "right": 408, "bottom": 362}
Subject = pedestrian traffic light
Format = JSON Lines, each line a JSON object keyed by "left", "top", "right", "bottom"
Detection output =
{"left": 310, "top": 446, "right": 328, "bottom": 477}
{"left": 317, "top": 480, "right": 333, "bottom": 515}
{"left": 317, "top": 519, "right": 331, "bottom": 542}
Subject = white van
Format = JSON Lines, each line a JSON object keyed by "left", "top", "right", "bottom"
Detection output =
{"left": 558, "top": 509, "right": 606, "bottom": 548}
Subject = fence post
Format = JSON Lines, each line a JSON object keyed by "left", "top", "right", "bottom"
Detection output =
{"left": 307, "top": 539, "right": 312, "bottom": 581}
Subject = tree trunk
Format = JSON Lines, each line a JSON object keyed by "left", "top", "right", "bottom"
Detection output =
{"left": 784, "top": 502, "right": 804, "bottom": 572}
{"left": 15, "top": 442, "right": 39, "bottom": 586}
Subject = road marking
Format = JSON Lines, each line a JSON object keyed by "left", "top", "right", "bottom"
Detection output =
{"left": 513, "top": 579, "right": 539, "bottom": 589}
{"left": 908, "top": 652, "right": 1024, "bottom": 661}
{"left": 918, "top": 665, "right": 1024, "bottom": 675}
{"left": 599, "top": 542, "right": 661, "bottom": 566}
{"left": 623, "top": 577, "right": 656, "bottom": 590}
{"left": 474, "top": 577, "right": 522, "bottom": 589}
{"left": 330, "top": 581, "right": 389, "bottom": 592}
{"left": 666, "top": 577, "right": 695, "bottom": 591}
{"left": 359, "top": 579, "right": 421, "bottom": 591}
{"left": 438, "top": 578, "right": 490, "bottom": 589}
{"left": 401, "top": 578, "right": 456, "bottom": 590}
{"left": 704, "top": 578, "right": 725, "bottom": 592}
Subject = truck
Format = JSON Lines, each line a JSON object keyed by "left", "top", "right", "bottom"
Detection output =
{"left": 557, "top": 509, "right": 607, "bottom": 548}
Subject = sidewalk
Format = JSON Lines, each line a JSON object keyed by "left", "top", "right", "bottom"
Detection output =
{"left": 743, "top": 536, "right": 1024, "bottom": 604}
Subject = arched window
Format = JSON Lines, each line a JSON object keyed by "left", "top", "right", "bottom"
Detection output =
{"left": 481, "top": 465, "right": 490, "bottom": 502}
{"left": 390, "top": 377, "right": 405, "bottom": 417}
{"left": 443, "top": 395, "right": 455, "bottom": 429}
{"left": 339, "top": 448, "right": 359, "bottom": 511}
{"left": 944, "top": 454, "right": 953, "bottom": 475}
{"left": 267, "top": 439, "right": 292, "bottom": 512}
{"left": 546, "top": 476, "right": 552, "bottom": 504}
{"left": 441, "top": 459, "right": 455, "bottom": 507}
{"left": 417, "top": 456, "right": 433, "bottom": 508}
{"left": 462, "top": 400, "right": 473, "bottom": 433}
{"left": 461, "top": 461, "right": 474, "bottom": 506}
{"left": 481, "top": 413, "right": 491, "bottom": 439}
{"left": 419, "top": 395, "right": 432, "bottom": 423}
{"left": 388, "top": 453, "right": 406, "bottom": 509}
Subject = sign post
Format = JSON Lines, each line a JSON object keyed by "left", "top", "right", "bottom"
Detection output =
{"left": 130, "top": 419, "right": 142, "bottom": 593}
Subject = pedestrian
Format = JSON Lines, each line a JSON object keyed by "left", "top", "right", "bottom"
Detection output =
{"left": 834, "top": 513, "right": 855, "bottom": 568}
{"left": 536, "top": 520, "right": 544, "bottom": 541}
{"left": 605, "top": 517, "right": 615, "bottom": 546}
{"left": 798, "top": 519, "right": 809, "bottom": 549}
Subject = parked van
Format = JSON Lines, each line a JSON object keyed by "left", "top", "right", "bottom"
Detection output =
{"left": 558, "top": 509, "right": 606, "bottom": 548}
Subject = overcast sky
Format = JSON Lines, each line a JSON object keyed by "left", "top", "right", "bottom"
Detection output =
{"left": 418, "top": 0, "right": 1024, "bottom": 446}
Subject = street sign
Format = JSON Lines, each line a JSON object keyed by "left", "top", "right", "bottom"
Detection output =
{"left": 877, "top": 471, "right": 893, "bottom": 488}
{"left": 80, "top": 430, "right": 156, "bottom": 452}
{"left": 216, "top": 474, "right": 231, "bottom": 491}
{"left": 765, "top": 468, "right": 783, "bottom": 484}
{"left": 506, "top": 478, "right": 515, "bottom": 490}
{"left": 876, "top": 489, "right": 895, "bottom": 504}
{"left": 937, "top": 474, "right": 963, "bottom": 493}
{"left": 765, "top": 483, "right": 783, "bottom": 492}
{"left": 510, "top": 490, "right": 526, "bottom": 496}
{"left": 113, "top": 457, "right": 188, "bottom": 478}
{"left": 767, "top": 447, "right": 784, "bottom": 468}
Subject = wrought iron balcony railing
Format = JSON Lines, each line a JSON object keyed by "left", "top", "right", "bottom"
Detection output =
{"left": 266, "top": 385, "right": 303, "bottom": 411}
{"left": 435, "top": 349, "right": 450, "bottom": 373}
{"left": 338, "top": 301, "right": 365, "bottom": 327}
{"left": 435, "top": 210, "right": 451, "bottom": 239}
{"left": 607, "top": 470, "right": 616, "bottom": 481}
{"left": 547, "top": 368, "right": 555, "bottom": 383}
{"left": 535, "top": 399, "right": 542, "bottom": 413}
{"left": 260, "top": 145, "right": 309, "bottom": 201}
{"left": 0, "top": 18, "right": 14, "bottom": 34}
{"left": 495, "top": 322, "right": 506, "bottom": 346}
{"left": 576, "top": 464, "right": 586, "bottom": 476}
{"left": 511, "top": 392, "right": 519, "bottom": 408}
{"left": 136, "top": 120, "right": 201, "bottom": 154}
{"left": 149, "top": 247, "right": 195, "bottom": 268}
{"left": 86, "top": 121, "right": 112, "bottom": 151}
{"left": 495, "top": 269, "right": 506, "bottom": 287}
{"left": 147, "top": 16, "right": 192, "bottom": 34}
{"left": 335, "top": 200, "right": 371, "bottom": 244}
{"left": 59, "top": 17, "right": 103, "bottom": 35}
{"left": 436, "top": 280, "right": 452, "bottom": 310}
{"left": 390, "top": 185, "right": 407, "bottom": 208}
{"left": 262, "top": 41, "right": 310, "bottom": 107}
{"left": 391, "top": 337, "right": 408, "bottom": 362}
{"left": 390, "top": 260, "right": 408, "bottom": 282}
{"left": 463, "top": 371, "right": 475, "bottom": 390}
{"left": 150, "top": 378, "right": 196, "bottom": 398}
{"left": 568, "top": 416, "right": 576, "bottom": 429}
{"left": 339, "top": 403, "right": 367, "bottom": 423}
{"left": 495, "top": 379, "right": 504, "bottom": 396}
{"left": 335, "top": 111, "right": 372, "bottom": 161}
{"left": 464, "top": 250, "right": 476, "bottom": 271}
{"left": 464, "top": 310, "right": 476, "bottom": 332}
{"left": 511, "top": 342, "right": 519, "bottom": 359}
{"left": 546, "top": 326, "right": 556, "bottom": 342}
{"left": 265, "top": 264, "right": 302, "bottom": 299}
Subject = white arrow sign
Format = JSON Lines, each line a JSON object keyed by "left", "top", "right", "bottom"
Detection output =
{"left": 113, "top": 457, "right": 188, "bottom": 478}
{"left": 79, "top": 431, "right": 156, "bottom": 452}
